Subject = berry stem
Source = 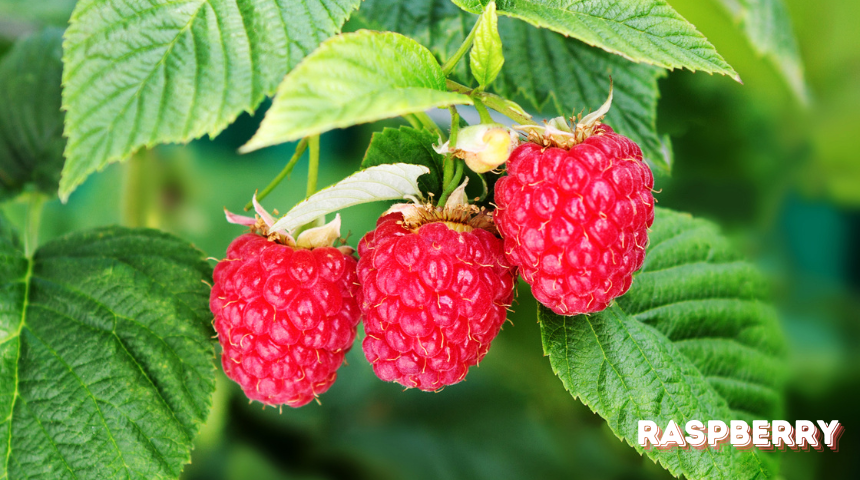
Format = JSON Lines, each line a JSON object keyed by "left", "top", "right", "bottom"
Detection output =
{"left": 439, "top": 160, "right": 465, "bottom": 207}
{"left": 23, "top": 191, "right": 45, "bottom": 258}
{"left": 413, "top": 112, "right": 446, "bottom": 140}
{"left": 447, "top": 80, "right": 537, "bottom": 126}
{"left": 473, "top": 97, "right": 494, "bottom": 124}
{"left": 439, "top": 106, "right": 462, "bottom": 206}
{"left": 402, "top": 114, "right": 423, "bottom": 130}
{"left": 307, "top": 135, "right": 320, "bottom": 197}
{"left": 244, "top": 137, "right": 309, "bottom": 211}
{"left": 441, "top": 18, "right": 480, "bottom": 76}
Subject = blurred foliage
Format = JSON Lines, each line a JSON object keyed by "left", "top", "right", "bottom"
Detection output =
{"left": 0, "top": 0, "right": 858, "bottom": 479}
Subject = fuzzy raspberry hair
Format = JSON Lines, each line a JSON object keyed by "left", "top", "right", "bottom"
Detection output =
{"left": 357, "top": 209, "right": 517, "bottom": 391}
{"left": 494, "top": 125, "right": 654, "bottom": 315}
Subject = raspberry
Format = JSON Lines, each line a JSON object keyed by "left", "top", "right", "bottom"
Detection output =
{"left": 211, "top": 200, "right": 361, "bottom": 407}
{"left": 357, "top": 205, "right": 517, "bottom": 391}
{"left": 495, "top": 124, "right": 654, "bottom": 315}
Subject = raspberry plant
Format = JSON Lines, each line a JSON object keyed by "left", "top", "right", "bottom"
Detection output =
{"left": 0, "top": 0, "right": 807, "bottom": 479}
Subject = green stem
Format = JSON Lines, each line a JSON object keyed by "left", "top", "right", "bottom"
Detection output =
{"left": 306, "top": 135, "right": 320, "bottom": 197}
{"left": 403, "top": 114, "right": 423, "bottom": 130}
{"left": 438, "top": 160, "right": 464, "bottom": 206}
{"left": 473, "top": 97, "right": 494, "bottom": 124}
{"left": 123, "top": 149, "right": 153, "bottom": 228}
{"left": 414, "top": 111, "right": 445, "bottom": 140}
{"left": 245, "top": 137, "right": 309, "bottom": 210}
{"left": 441, "top": 19, "right": 480, "bottom": 76}
{"left": 23, "top": 192, "right": 45, "bottom": 257}
{"left": 447, "top": 80, "right": 538, "bottom": 126}
{"left": 441, "top": 106, "right": 461, "bottom": 200}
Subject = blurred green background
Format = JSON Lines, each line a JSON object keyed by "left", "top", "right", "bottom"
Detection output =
{"left": 2, "top": 0, "right": 859, "bottom": 478}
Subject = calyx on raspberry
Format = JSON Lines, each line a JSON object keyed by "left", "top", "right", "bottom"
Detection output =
{"left": 357, "top": 186, "right": 517, "bottom": 391}
{"left": 494, "top": 83, "right": 655, "bottom": 315}
{"left": 210, "top": 196, "right": 361, "bottom": 407}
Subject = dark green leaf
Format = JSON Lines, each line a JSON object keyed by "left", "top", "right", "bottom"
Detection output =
{"left": 361, "top": 126, "right": 445, "bottom": 198}
{"left": 60, "top": 0, "right": 361, "bottom": 201}
{"left": 539, "top": 207, "right": 787, "bottom": 479}
{"left": 452, "top": 0, "right": 739, "bottom": 80}
{"left": 0, "top": 226, "right": 216, "bottom": 479}
{"left": 0, "top": 28, "right": 65, "bottom": 201}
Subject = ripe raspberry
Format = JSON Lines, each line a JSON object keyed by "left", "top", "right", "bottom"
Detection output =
{"left": 495, "top": 123, "right": 654, "bottom": 315}
{"left": 357, "top": 203, "right": 517, "bottom": 391}
{"left": 211, "top": 202, "right": 360, "bottom": 407}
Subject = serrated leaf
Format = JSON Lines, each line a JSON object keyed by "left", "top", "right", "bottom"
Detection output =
{"left": 494, "top": 18, "right": 672, "bottom": 173}
{"left": 361, "top": 126, "right": 445, "bottom": 198}
{"left": 0, "top": 224, "right": 215, "bottom": 479}
{"left": 714, "top": 0, "right": 808, "bottom": 103}
{"left": 271, "top": 163, "right": 430, "bottom": 233}
{"left": 452, "top": 0, "right": 739, "bottom": 80}
{"left": 470, "top": 1, "right": 504, "bottom": 87}
{"left": 355, "top": 0, "right": 474, "bottom": 79}
{"left": 59, "top": 0, "right": 361, "bottom": 201}
{"left": 242, "top": 30, "right": 472, "bottom": 152}
{"left": 357, "top": 2, "right": 671, "bottom": 173}
{"left": 0, "top": 28, "right": 66, "bottom": 201}
{"left": 539, "top": 207, "right": 786, "bottom": 479}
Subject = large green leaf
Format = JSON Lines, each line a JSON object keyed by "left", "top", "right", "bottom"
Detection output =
{"left": 242, "top": 30, "right": 472, "bottom": 152}
{"left": 714, "top": 0, "right": 807, "bottom": 103}
{"left": 452, "top": 0, "right": 739, "bottom": 80}
{"left": 59, "top": 0, "right": 361, "bottom": 201}
{"left": 0, "top": 223, "right": 216, "bottom": 479}
{"left": 361, "top": 126, "right": 445, "bottom": 198}
{"left": 0, "top": 28, "right": 66, "bottom": 201}
{"left": 539, "top": 207, "right": 786, "bottom": 479}
{"left": 356, "top": 2, "right": 671, "bottom": 172}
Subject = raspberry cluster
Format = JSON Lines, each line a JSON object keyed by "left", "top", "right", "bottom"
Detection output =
{"left": 356, "top": 211, "right": 517, "bottom": 391}
{"left": 210, "top": 233, "right": 360, "bottom": 407}
{"left": 494, "top": 125, "right": 654, "bottom": 315}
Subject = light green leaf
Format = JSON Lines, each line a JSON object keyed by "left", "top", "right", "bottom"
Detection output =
{"left": 361, "top": 126, "right": 445, "bottom": 198}
{"left": 356, "top": 2, "right": 672, "bottom": 173}
{"left": 0, "top": 222, "right": 216, "bottom": 479}
{"left": 242, "top": 30, "right": 472, "bottom": 152}
{"left": 494, "top": 17, "right": 672, "bottom": 173}
{"left": 59, "top": 0, "right": 361, "bottom": 201}
{"left": 0, "top": 28, "right": 66, "bottom": 201}
{"left": 452, "top": 0, "right": 739, "bottom": 80}
{"left": 714, "top": 0, "right": 808, "bottom": 103}
{"left": 270, "top": 163, "right": 430, "bottom": 233}
{"left": 469, "top": 1, "right": 504, "bottom": 87}
{"left": 540, "top": 207, "right": 786, "bottom": 479}
{"left": 354, "top": 0, "right": 474, "bottom": 79}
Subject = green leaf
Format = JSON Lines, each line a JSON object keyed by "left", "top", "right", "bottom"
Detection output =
{"left": 539, "top": 207, "right": 786, "bottom": 479}
{"left": 714, "top": 0, "right": 808, "bottom": 103}
{"left": 59, "top": 0, "right": 361, "bottom": 201}
{"left": 469, "top": 1, "right": 504, "bottom": 87}
{"left": 356, "top": 2, "right": 672, "bottom": 173}
{"left": 0, "top": 28, "right": 66, "bottom": 201}
{"left": 270, "top": 163, "right": 431, "bottom": 233}
{"left": 494, "top": 18, "right": 672, "bottom": 173}
{"left": 0, "top": 224, "right": 216, "bottom": 479}
{"left": 361, "top": 126, "right": 445, "bottom": 198}
{"left": 452, "top": 0, "right": 739, "bottom": 80}
{"left": 242, "top": 30, "right": 472, "bottom": 152}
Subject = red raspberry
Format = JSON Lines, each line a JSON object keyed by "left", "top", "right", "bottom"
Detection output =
{"left": 210, "top": 233, "right": 361, "bottom": 407}
{"left": 494, "top": 124, "right": 654, "bottom": 315}
{"left": 357, "top": 207, "right": 517, "bottom": 391}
